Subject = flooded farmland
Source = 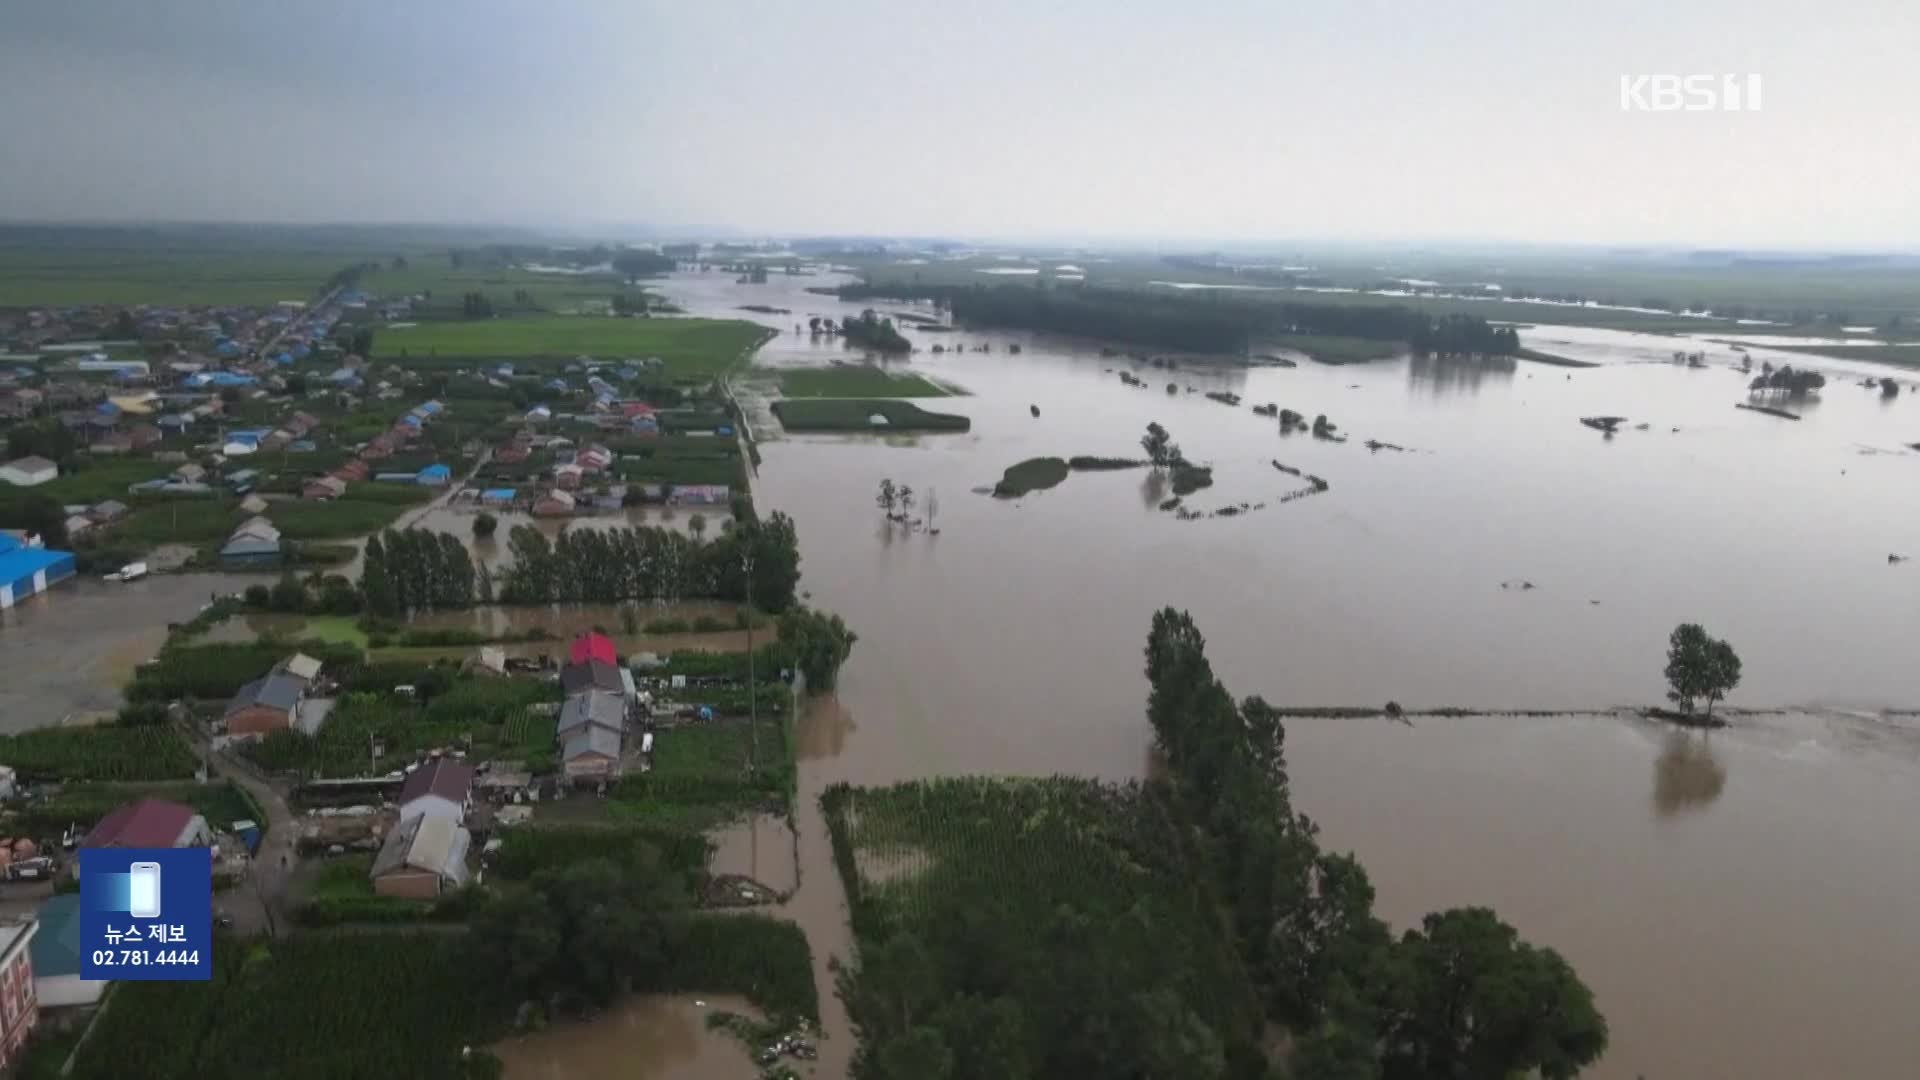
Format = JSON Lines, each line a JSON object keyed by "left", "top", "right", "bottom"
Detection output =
{"left": 662, "top": 268, "right": 1920, "bottom": 1078}
{"left": 491, "top": 995, "right": 761, "bottom": 1080}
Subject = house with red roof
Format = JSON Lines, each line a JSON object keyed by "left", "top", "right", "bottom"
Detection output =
{"left": 83, "top": 798, "right": 212, "bottom": 849}
{"left": 569, "top": 631, "right": 616, "bottom": 667}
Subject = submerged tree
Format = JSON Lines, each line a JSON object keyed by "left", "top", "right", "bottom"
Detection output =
{"left": 1141, "top": 422, "right": 1174, "bottom": 468}
{"left": 897, "top": 484, "right": 915, "bottom": 519}
{"left": 876, "top": 478, "right": 898, "bottom": 519}
{"left": 1663, "top": 623, "right": 1742, "bottom": 718}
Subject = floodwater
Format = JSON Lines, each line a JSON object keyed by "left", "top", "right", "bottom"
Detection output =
{"left": 0, "top": 572, "right": 230, "bottom": 731}
{"left": 493, "top": 994, "right": 761, "bottom": 1080}
{"left": 659, "top": 267, "right": 1920, "bottom": 1078}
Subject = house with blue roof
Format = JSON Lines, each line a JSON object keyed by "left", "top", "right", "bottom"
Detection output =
{"left": 417, "top": 464, "right": 451, "bottom": 486}
{"left": 31, "top": 893, "right": 105, "bottom": 1007}
{"left": 0, "top": 532, "right": 75, "bottom": 609}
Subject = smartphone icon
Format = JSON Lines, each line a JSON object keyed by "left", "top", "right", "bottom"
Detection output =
{"left": 129, "top": 862, "right": 162, "bottom": 919}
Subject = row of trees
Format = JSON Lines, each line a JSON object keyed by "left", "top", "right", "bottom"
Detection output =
{"left": 459, "top": 291, "right": 496, "bottom": 319}
{"left": 865, "top": 283, "right": 1523, "bottom": 358}
{"left": 1142, "top": 609, "right": 1608, "bottom": 1078}
{"left": 360, "top": 529, "right": 477, "bottom": 616}
{"left": 493, "top": 512, "right": 801, "bottom": 612}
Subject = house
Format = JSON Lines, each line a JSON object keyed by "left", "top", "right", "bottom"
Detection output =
{"left": 84, "top": 798, "right": 212, "bottom": 849}
{"left": 223, "top": 671, "right": 305, "bottom": 736}
{"left": 553, "top": 464, "right": 582, "bottom": 490}
{"left": 561, "top": 725, "right": 623, "bottom": 781}
{"left": 226, "top": 468, "right": 260, "bottom": 492}
{"left": 672, "top": 484, "right": 731, "bottom": 505}
{"left": 280, "top": 652, "right": 323, "bottom": 682}
{"left": 87, "top": 500, "right": 128, "bottom": 524}
{"left": 531, "top": 490, "right": 575, "bottom": 517}
{"left": 480, "top": 488, "right": 517, "bottom": 507}
{"left": 0, "top": 918, "right": 38, "bottom": 1069}
{"left": 0, "top": 533, "right": 75, "bottom": 609}
{"left": 557, "top": 688, "right": 626, "bottom": 739}
{"left": 463, "top": 646, "right": 507, "bottom": 678}
{"left": 219, "top": 516, "right": 282, "bottom": 567}
{"left": 0, "top": 457, "right": 56, "bottom": 488}
{"left": 559, "top": 661, "right": 624, "bottom": 698}
{"left": 172, "top": 462, "right": 206, "bottom": 484}
{"left": 369, "top": 814, "right": 470, "bottom": 899}
{"left": 397, "top": 759, "right": 474, "bottom": 825}
{"left": 89, "top": 433, "right": 133, "bottom": 455}
{"left": 126, "top": 423, "right": 162, "bottom": 450}
{"left": 238, "top": 493, "right": 270, "bottom": 515}
{"left": 303, "top": 475, "right": 347, "bottom": 500}
{"left": 61, "top": 515, "right": 93, "bottom": 542}
{"left": 29, "top": 895, "right": 102, "bottom": 1009}
{"left": 416, "top": 464, "right": 451, "bottom": 486}
{"left": 570, "top": 631, "right": 617, "bottom": 666}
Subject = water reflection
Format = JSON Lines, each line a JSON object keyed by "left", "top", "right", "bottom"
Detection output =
{"left": 1653, "top": 731, "right": 1727, "bottom": 818}
{"left": 795, "top": 693, "right": 854, "bottom": 761}
{"left": 1139, "top": 468, "right": 1168, "bottom": 508}
{"left": 1406, "top": 352, "right": 1517, "bottom": 395}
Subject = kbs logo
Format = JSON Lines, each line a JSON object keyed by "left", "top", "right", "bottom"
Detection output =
{"left": 1619, "top": 74, "right": 1762, "bottom": 112}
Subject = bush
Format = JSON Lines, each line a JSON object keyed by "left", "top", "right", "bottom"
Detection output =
{"left": 654, "top": 913, "right": 818, "bottom": 1021}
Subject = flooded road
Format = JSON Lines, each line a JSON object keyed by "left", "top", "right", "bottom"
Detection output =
{"left": 0, "top": 572, "right": 229, "bottom": 731}
{"left": 659, "top": 268, "right": 1920, "bottom": 1078}
{"left": 493, "top": 995, "right": 759, "bottom": 1080}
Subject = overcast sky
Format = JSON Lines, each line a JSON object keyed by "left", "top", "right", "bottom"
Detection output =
{"left": 3, "top": 0, "right": 1916, "bottom": 248}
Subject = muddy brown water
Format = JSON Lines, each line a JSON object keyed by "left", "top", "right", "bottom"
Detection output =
{"left": 664, "top": 269, "right": 1920, "bottom": 1078}
{"left": 492, "top": 994, "right": 762, "bottom": 1080}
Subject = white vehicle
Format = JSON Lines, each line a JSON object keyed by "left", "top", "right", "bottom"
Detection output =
{"left": 104, "top": 561, "right": 148, "bottom": 582}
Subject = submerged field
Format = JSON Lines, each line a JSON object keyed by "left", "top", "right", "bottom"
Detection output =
{"left": 770, "top": 398, "right": 971, "bottom": 432}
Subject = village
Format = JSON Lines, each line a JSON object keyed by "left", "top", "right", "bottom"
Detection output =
{"left": 0, "top": 248, "right": 838, "bottom": 1079}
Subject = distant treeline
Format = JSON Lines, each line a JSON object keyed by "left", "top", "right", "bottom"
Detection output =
{"left": 838, "top": 281, "right": 1519, "bottom": 356}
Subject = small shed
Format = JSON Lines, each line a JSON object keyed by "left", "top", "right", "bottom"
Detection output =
{"left": 0, "top": 456, "right": 57, "bottom": 487}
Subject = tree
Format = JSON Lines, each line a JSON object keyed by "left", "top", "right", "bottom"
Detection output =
{"left": 688, "top": 512, "right": 707, "bottom": 540}
{"left": 0, "top": 492, "right": 68, "bottom": 549}
{"left": 1141, "top": 422, "right": 1173, "bottom": 468}
{"left": 1663, "top": 623, "right": 1742, "bottom": 718}
{"left": 268, "top": 573, "right": 307, "bottom": 613}
{"left": 1381, "top": 908, "right": 1607, "bottom": 1080}
{"left": 284, "top": 373, "right": 308, "bottom": 395}
{"left": 896, "top": 484, "right": 915, "bottom": 518}
{"left": 473, "top": 512, "right": 499, "bottom": 538}
{"left": 779, "top": 606, "right": 858, "bottom": 690}
{"left": 876, "top": 478, "right": 897, "bottom": 519}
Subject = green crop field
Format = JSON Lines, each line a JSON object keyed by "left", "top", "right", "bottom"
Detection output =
{"left": 769, "top": 398, "right": 971, "bottom": 432}
{"left": 372, "top": 315, "right": 766, "bottom": 375}
{"left": 0, "top": 246, "right": 345, "bottom": 307}
{"left": 776, "top": 365, "right": 951, "bottom": 397}
{"left": 355, "top": 253, "right": 638, "bottom": 316}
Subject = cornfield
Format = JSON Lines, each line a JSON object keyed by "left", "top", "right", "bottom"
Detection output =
{"left": 0, "top": 726, "right": 197, "bottom": 782}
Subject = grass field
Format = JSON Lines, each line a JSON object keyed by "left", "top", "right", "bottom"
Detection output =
{"left": 267, "top": 497, "right": 417, "bottom": 539}
{"left": 776, "top": 365, "right": 951, "bottom": 397}
{"left": 993, "top": 456, "right": 1070, "bottom": 497}
{"left": 372, "top": 315, "right": 766, "bottom": 375}
{"left": 769, "top": 398, "right": 970, "bottom": 433}
{"left": 13, "top": 459, "right": 176, "bottom": 503}
{"left": 355, "top": 253, "right": 637, "bottom": 316}
{"left": 0, "top": 246, "right": 344, "bottom": 307}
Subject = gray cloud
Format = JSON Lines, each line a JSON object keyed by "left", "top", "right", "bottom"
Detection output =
{"left": 3, "top": 0, "right": 1915, "bottom": 246}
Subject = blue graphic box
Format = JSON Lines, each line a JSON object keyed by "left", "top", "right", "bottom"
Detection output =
{"left": 79, "top": 848, "right": 213, "bottom": 980}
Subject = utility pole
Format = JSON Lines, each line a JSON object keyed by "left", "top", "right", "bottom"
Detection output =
{"left": 743, "top": 541, "right": 757, "bottom": 776}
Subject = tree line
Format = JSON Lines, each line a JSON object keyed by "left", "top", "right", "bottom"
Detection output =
{"left": 1142, "top": 608, "right": 1606, "bottom": 1078}
{"left": 360, "top": 529, "right": 476, "bottom": 616}
{"left": 837, "top": 309, "right": 912, "bottom": 353}
{"left": 837, "top": 282, "right": 1520, "bottom": 357}
{"left": 494, "top": 512, "right": 801, "bottom": 612}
